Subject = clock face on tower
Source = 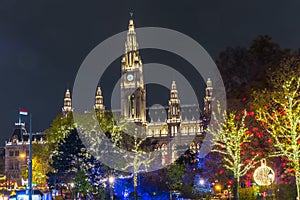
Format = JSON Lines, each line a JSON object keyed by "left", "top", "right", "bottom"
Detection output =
{"left": 127, "top": 74, "right": 134, "bottom": 81}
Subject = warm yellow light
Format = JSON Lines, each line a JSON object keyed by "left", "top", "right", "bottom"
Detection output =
{"left": 19, "top": 153, "right": 26, "bottom": 159}
{"left": 215, "top": 184, "right": 221, "bottom": 192}
{"left": 254, "top": 159, "right": 275, "bottom": 186}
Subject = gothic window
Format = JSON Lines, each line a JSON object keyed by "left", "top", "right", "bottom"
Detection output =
{"left": 163, "top": 153, "right": 168, "bottom": 166}
{"left": 190, "top": 142, "right": 195, "bottom": 150}
{"left": 15, "top": 151, "right": 19, "bottom": 157}
{"left": 172, "top": 144, "right": 177, "bottom": 163}
{"left": 130, "top": 95, "right": 135, "bottom": 116}
{"left": 161, "top": 144, "right": 167, "bottom": 151}
{"left": 161, "top": 128, "right": 167, "bottom": 136}
{"left": 158, "top": 129, "right": 161, "bottom": 136}
{"left": 161, "top": 144, "right": 168, "bottom": 165}
{"left": 9, "top": 151, "right": 14, "bottom": 157}
{"left": 190, "top": 142, "right": 196, "bottom": 153}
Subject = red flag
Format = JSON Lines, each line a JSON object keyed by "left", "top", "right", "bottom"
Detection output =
{"left": 19, "top": 109, "right": 28, "bottom": 116}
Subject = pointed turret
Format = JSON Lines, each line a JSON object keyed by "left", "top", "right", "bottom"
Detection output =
{"left": 62, "top": 89, "right": 73, "bottom": 117}
{"left": 125, "top": 19, "right": 139, "bottom": 53}
{"left": 121, "top": 19, "right": 143, "bottom": 72}
{"left": 204, "top": 78, "right": 213, "bottom": 116}
{"left": 167, "top": 81, "right": 181, "bottom": 137}
{"left": 94, "top": 86, "right": 105, "bottom": 115}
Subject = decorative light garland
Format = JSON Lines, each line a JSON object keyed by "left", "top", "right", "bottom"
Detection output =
{"left": 253, "top": 159, "right": 275, "bottom": 186}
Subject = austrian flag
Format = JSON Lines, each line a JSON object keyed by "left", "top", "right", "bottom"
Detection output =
{"left": 19, "top": 109, "right": 28, "bottom": 116}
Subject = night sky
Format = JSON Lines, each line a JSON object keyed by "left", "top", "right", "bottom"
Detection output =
{"left": 1, "top": 1, "right": 300, "bottom": 145}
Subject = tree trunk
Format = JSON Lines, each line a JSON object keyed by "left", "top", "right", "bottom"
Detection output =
{"left": 134, "top": 171, "right": 138, "bottom": 200}
{"left": 233, "top": 177, "right": 239, "bottom": 200}
{"left": 169, "top": 190, "right": 172, "bottom": 200}
{"left": 296, "top": 173, "right": 300, "bottom": 200}
{"left": 134, "top": 185, "right": 137, "bottom": 200}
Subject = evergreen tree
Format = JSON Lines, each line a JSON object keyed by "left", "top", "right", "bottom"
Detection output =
{"left": 48, "top": 129, "right": 88, "bottom": 186}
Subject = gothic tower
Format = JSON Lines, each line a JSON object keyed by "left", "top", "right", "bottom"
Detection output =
{"left": 120, "top": 19, "right": 146, "bottom": 125}
{"left": 94, "top": 86, "right": 105, "bottom": 116}
{"left": 204, "top": 78, "right": 213, "bottom": 117}
{"left": 62, "top": 89, "right": 73, "bottom": 117}
{"left": 167, "top": 81, "right": 181, "bottom": 137}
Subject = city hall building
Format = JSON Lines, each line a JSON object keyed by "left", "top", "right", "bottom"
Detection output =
{"left": 61, "top": 19, "right": 213, "bottom": 166}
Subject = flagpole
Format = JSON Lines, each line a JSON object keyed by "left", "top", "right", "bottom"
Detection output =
{"left": 28, "top": 113, "right": 32, "bottom": 200}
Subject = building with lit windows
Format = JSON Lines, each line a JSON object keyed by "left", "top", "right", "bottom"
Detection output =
{"left": 61, "top": 19, "right": 213, "bottom": 166}
{"left": 4, "top": 120, "right": 45, "bottom": 187}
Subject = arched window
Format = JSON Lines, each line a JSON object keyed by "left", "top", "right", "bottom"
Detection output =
{"left": 172, "top": 144, "right": 177, "bottom": 163}
{"left": 161, "top": 144, "right": 168, "bottom": 165}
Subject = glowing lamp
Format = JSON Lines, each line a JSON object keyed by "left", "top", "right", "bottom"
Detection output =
{"left": 108, "top": 176, "right": 115, "bottom": 184}
{"left": 254, "top": 159, "right": 275, "bottom": 186}
{"left": 199, "top": 179, "right": 204, "bottom": 185}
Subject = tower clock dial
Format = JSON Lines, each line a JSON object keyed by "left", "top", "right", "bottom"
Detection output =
{"left": 127, "top": 74, "right": 134, "bottom": 81}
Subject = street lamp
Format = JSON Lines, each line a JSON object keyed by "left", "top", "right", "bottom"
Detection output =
{"left": 19, "top": 109, "right": 32, "bottom": 200}
{"left": 215, "top": 184, "right": 221, "bottom": 195}
{"left": 199, "top": 179, "right": 205, "bottom": 199}
{"left": 19, "top": 153, "right": 26, "bottom": 159}
{"left": 268, "top": 170, "right": 274, "bottom": 200}
{"left": 108, "top": 176, "right": 115, "bottom": 200}
{"left": 69, "top": 182, "right": 74, "bottom": 199}
{"left": 19, "top": 153, "right": 27, "bottom": 187}
{"left": 199, "top": 179, "right": 205, "bottom": 186}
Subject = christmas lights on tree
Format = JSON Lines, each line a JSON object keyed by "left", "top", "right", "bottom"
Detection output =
{"left": 254, "top": 57, "right": 300, "bottom": 198}
{"left": 207, "top": 104, "right": 260, "bottom": 200}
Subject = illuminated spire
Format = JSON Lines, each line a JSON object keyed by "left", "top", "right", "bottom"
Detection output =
{"left": 170, "top": 81, "right": 179, "bottom": 100}
{"left": 168, "top": 81, "right": 180, "bottom": 113}
{"left": 94, "top": 86, "right": 105, "bottom": 115}
{"left": 121, "top": 19, "right": 142, "bottom": 71}
{"left": 204, "top": 78, "right": 213, "bottom": 116}
{"left": 120, "top": 18, "right": 146, "bottom": 125}
{"left": 125, "top": 19, "right": 139, "bottom": 53}
{"left": 167, "top": 81, "right": 181, "bottom": 137}
{"left": 62, "top": 89, "right": 73, "bottom": 116}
